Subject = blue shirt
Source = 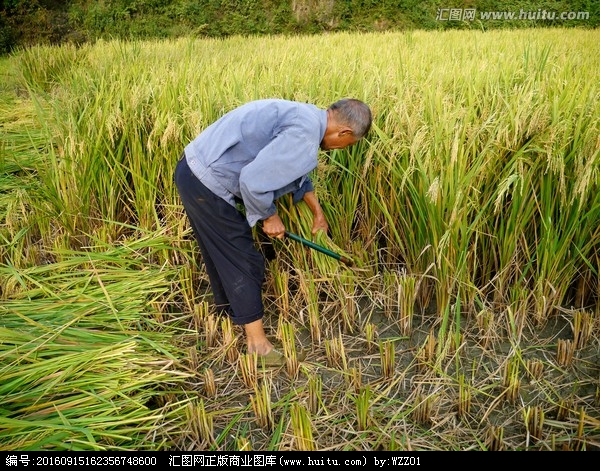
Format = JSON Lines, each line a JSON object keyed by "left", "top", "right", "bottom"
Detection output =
{"left": 184, "top": 99, "right": 328, "bottom": 227}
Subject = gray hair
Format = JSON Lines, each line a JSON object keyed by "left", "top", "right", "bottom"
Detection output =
{"left": 328, "top": 98, "right": 372, "bottom": 138}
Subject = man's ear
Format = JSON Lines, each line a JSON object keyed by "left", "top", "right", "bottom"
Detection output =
{"left": 338, "top": 127, "right": 354, "bottom": 137}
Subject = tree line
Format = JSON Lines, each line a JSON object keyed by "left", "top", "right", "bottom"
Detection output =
{"left": 1, "top": 0, "right": 597, "bottom": 54}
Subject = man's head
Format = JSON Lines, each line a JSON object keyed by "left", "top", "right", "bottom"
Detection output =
{"left": 321, "top": 98, "right": 372, "bottom": 150}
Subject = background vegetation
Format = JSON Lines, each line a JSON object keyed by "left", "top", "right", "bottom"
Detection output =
{"left": 1, "top": 0, "right": 599, "bottom": 54}
{"left": 1, "top": 26, "right": 598, "bottom": 450}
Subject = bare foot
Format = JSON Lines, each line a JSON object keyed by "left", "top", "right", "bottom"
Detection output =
{"left": 248, "top": 340, "right": 274, "bottom": 356}
{"left": 244, "top": 319, "right": 273, "bottom": 356}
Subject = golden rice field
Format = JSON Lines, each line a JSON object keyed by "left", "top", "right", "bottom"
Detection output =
{"left": 0, "top": 27, "right": 599, "bottom": 451}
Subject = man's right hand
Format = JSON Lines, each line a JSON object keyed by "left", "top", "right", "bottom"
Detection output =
{"left": 262, "top": 213, "right": 286, "bottom": 239}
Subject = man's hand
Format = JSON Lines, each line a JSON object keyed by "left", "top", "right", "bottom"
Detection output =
{"left": 262, "top": 213, "right": 286, "bottom": 239}
{"left": 303, "top": 191, "right": 329, "bottom": 235}
{"left": 311, "top": 213, "right": 329, "bottom": 235}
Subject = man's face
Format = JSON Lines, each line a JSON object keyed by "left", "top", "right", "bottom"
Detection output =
{"left": 321, "top": 131, "right": 359, "bottom": 151}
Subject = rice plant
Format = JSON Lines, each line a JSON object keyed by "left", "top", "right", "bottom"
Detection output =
{"left": 290, "top": 403, "right": 315, "bottom": 451}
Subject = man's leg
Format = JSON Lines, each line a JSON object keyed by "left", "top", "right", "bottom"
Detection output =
{"left": 174, "top": 156, "right": 274, "bottom": 355}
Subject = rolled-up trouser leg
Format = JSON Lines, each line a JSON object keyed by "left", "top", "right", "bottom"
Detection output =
{"left": 174, "top": 156, "right": 265, "bottom": 326}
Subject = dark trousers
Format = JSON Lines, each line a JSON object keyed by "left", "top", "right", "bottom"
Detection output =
{"left": 174, "top": 155, "right": 265, "bottom": 326}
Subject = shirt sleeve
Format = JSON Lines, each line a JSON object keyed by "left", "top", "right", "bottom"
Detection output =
{"left": 239, "top": 128, "right": 319, "bottom": 227}
{"left": 292, "top": 177, "right": 314, "bottom": 204}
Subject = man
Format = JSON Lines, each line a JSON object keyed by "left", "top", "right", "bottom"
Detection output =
{"left": 174, "top": 98, "right": 372, "bottom": 365}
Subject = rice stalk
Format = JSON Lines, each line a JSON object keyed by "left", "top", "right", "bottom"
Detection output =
{"left": 573, "top": 407, "right": 586, "bottom": 451}
{"left": 290, "top": 403, "right": 315, "bottom": 451}
{"left": 192, "top": 301, "right": 210, "bottom": 336}
{"left": 324, "top": 333, "right": 347, "bottom": 370}
{"left": 410, "top": 392, "right": 433, "bottom": 426}
{"left": 335, "top": 271, "right": 359, "bottom": 333}
{"left": 381, "top": 270, "right": 399, "bottom": 319}
{"left": 502, "top": 355, "right": 520, "bottom": 404}
{"left": 307, "top": 374, "right": 322, "bottom": 415}
{"left": 250, "top": 379, "right": 273, "bottom": 432}
{"left": 204, "top": 314, "right": 219, "bottom": 349}
{"left": 239, "top": 353, "right": 258, "bottom": 389}
{"left": 280, "top": 321, "right": 301, "bottom": 379}
{"left": 507, "top": 287, "right": 530, "bottom": 343}
{"left": 416, "top": 329, "right": 437, "bottom": 372}
{"left": 379, "top": 339, "right": 395, "bottom": 381}
{"left": 523, "top": 406, "right": 545, "bottom": 441}
{"left": 220, "top": 317, "right": 238, "bottom": 364}
{"left": 296, "top": 270, "right": 321, "bottom": 344}
{"left": 524, "top": 359, "right": 544, "bottom": 381}
{"left": 202, "top": 368, "right": 216, "bottom": 398}
{"left": 187, "top": 346, "right": 199, "bottom": 372}
{"left": 236, "top": 436, "right": 252, "bottom": 451}
{"left": 364, "top": 322, "right": 378, "bottom": 353}
{"left": 271, "top": 260, "right": 290, "bottom": 317}
{"left": 485, "top": 424, "right": 505, "bottom": 451}
{"left": 457, "top": 374, "right": 471, "bottom": 420}
{"left": 186, "top": 399, "right": 215, "bottom": 449}
{"left": 355, "top": 385, "right": 372, "bottom": 431}
{"left": 398, "top": 273, "right": 416, "bottom": 336}
{"left": 475, "top": 308, "right": 496, "bottom": 348}
{"left": 347, "top": 364, "right": 363, "bottom": 394}
{"left": 179, "top": 264, "right": 199, "bottom": 311}
{"left": 571, "top": 309, "right": 593, "bottom": 349}
{"left": 556, "top": 339, "right": 575, "bottom": 367}
{"left": 555, "top": 398, "right": 574, "bottom": 421}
